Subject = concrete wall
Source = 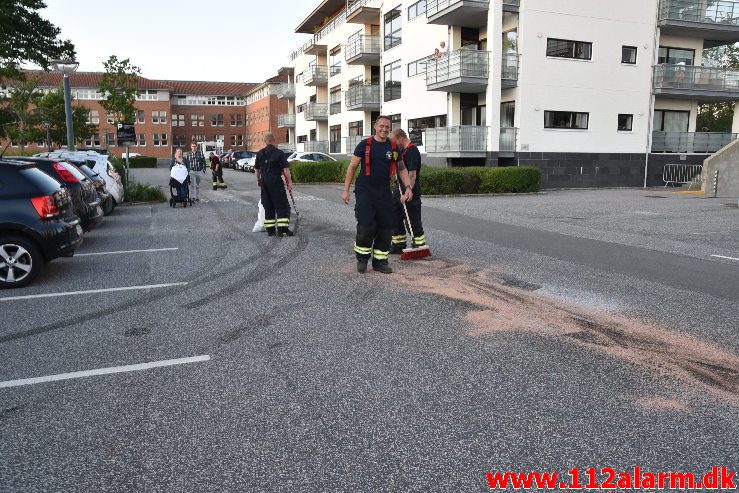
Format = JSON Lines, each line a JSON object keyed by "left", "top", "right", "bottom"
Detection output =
{"left": 702, "top": 139, "right": 739, "bottom": 197}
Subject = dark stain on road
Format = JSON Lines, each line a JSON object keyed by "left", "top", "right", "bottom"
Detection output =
{"left": 124, "top": 326, "right": 150, "bottom": 337}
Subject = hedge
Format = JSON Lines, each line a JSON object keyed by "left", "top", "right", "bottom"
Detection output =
{"left": 289, "top": 160, "right": 540, "bottom": 194}
{"left": 128, "top": 156, "right": 158, "bottom": 168}
{"left": 124, "top": 182, "right": 166, "bottom": 203}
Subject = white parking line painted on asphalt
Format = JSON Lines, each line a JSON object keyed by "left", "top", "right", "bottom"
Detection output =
{"left": 75, "top": 247, "right": 179, "bottom": 257}
{"left": 0, "top": 283, "right": 188, "bottom": 302}
{"left": 0, "top": 355, "right": 211, "bottom": 389}
{"left": 711, "top": 254, "right": 739, "bottom": 262}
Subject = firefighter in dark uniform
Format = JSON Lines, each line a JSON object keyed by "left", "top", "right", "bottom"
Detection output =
{"left": 255, "top": 133, "right": 294, "bottom": 237}
{"left": 389, "top": 128, "right": 425, "bottom": 253}
{"left": 342, "top": 116, "right": 414, "bottom": 274}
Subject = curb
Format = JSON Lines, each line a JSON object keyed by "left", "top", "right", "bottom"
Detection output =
{"left": 118, "top": 201, "right": 166, "bottom": 207}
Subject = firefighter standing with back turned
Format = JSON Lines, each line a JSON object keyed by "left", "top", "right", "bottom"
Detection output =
{"left": 342, "top": 115, "right": 413, "bottom": 274}
{"left": 389, "top": 128, "right": 426, "bottom": 253}
{"left": 255, "top": 133, "right": 294, "bottom": 237}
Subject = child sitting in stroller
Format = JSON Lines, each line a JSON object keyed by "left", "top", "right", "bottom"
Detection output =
{"left": 169, "top": 148, "right": 191, "bottom": 207}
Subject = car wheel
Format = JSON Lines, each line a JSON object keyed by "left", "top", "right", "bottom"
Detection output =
{"left": 0, "top": 235, "right": 43, "bottom": 289}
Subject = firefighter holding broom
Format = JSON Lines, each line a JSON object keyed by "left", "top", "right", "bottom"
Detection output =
{"left": 255, "top": 133, "right": 294, "bottom": 237}
{"left": 389, "top": 128, "right": 427, "bottom": 254}
{"left": 342, "top": 115, "right": 418, "bottom": 274}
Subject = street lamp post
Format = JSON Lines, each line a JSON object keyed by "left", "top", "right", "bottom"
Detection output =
{"left": 51, "top": 59, "right": 79, "bottom": 151}
{"left": 43, "top": 122, "right": 51, "bottom": 152}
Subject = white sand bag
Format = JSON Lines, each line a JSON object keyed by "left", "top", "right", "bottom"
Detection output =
{"left": 252, "top": 200, "right": 266, "bottom": 232}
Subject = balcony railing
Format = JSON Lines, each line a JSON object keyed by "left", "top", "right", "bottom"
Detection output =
{"left": 304, "top": 65, "right": 329, "bottom": 86}
{"left": 653, "top": 64, "right": 739, "bottom": 101}
{"left": 277, "top": 114, "right": 296, "bottom": 128}
{"left": 345, "top": 135, "right": 371, "bottom": 154}
{"left": 659, "top": 0, "right": 739, "bottom": 26}
{"left": 274, "top": 83, "right": 295, "bottom": 99}
{"left": 345, "top": 34, "right": 381, "bottom": 65}
{"left": 347, "top": 0, "right": 370, "bottom": 15}
{"left": 289, "top": 10, "right": 348, "bottom": 60}
{"left": 426, "top": 50, "right": 490, "bottom": 92}
{"left": 651, "top": 131, "right": 738, "bottom": 153}
{"left": 347, "top": 0, "right": 380, "bottom": 23}
{"left": 304, "top": 103, "right": 329, "bottom": 121}
{"left": 304, "top": 140, "right": 330, "bottom": 153}
{"left": 278, "top": 143, "right": 295, "bottom": 152}
{"left": 345, "top": 84, "right": 381, "bottom": 111}
{"left": 424, "top": 126, "right": 488, "bottom": 156}
{"left": 501, "top": 53, "right": 519, "bottom": 88}
{"left": 426, "top": 0, "right": 490, "bottom": 28}
{"left": 503, "top": 0, "right": 520, "bottom": 12}
{"left": 499, "top": 127, "right": 518, "bottom": 154}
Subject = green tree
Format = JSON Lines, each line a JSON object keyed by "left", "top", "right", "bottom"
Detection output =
{"left": 0, "top": 0, "right": 75, "bottom": 78}
{"left": 35, "top": 87, "right": 97, "bottom": 148}
{"left": 97, "top": 55, "right": 141, "bottom": 124}
{"left": 4, "top": 76, "right": 41, "bottom": 151}
{"left": 697, "top": 43, "right": 739, "bottom": 132}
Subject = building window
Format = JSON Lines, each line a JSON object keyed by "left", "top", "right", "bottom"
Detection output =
{"left": 230, "top": 114, "right": 243, "bottom": 127}
{"left": 330, "top": 46, "right": 342, "bottom": 77}
{"left": 546, "top": 38, "right": 592, "bottom": 60}
{"left": 137, "top": 90, "right": 158, "bottom": 101}
{"left": 408, "top": 0, "right": 426, "bottom": 20}
{"left": 653, "top": 110, "right": 689, "bottom": 132}
{"left": 384, "top": 8, "right": 402, "bottom": 50}
{"left": 618, "top": 114, "right": 633, "bottom": 131}
{"left": 192, "top": 134, "right": 205, "bottom": 143}
{"left": 297, "top": 104, "right": 305, "bottom": 114}
{"left": 152, "top": 111, "right": 167, "bottom": 124}
{"left": 137, "top": 133, "right": 146, "bottom": 147}
{"left": 230, "top": 134, "right": 244, "bottom": 146}
{"left": 330, "top": 86, "right": 342, "bottom": 115}
{"left": 153, "top": 133, "right": 168, "bottom": 147}
{"left": 622, "top": 46, "right": 637, "bottom": 64}
{"left": 83, "top": 134, "right": 101, "bottom": 147}
{"left": 191, "top": 114, "right": 205, "bottom": 127}
{"left": 173, "top": 135, "right": 186, "bottom": 147}
{"left": 408, "top": 56, "right": 430, "bottom": 77}
{"left": 544, "top": 111, "right": 589, "bottom": 130}
{"left": 136, "top": 110, "right": 145, "bottom": 124}
{"left": 172, "top": 114, "right": 184, "bottom": 127}
{"left": 105, "top": 132, "right": 117, "bottom": 147}
{"left": 297, "top": 135, "right": 307, "bottom": 143}
{"left": 107, "top": 116, "right": 115, "bottom": 124}
{"left": 215, "top": 134, "right": 225, "bottom": 143}
{"left": 658, "top": 46, "right": 694, "bottom": 65}
{"left": 390, "top": 114, "right": 401, "bottom": 130}
{"left": 348, "top": 120, "right": 363, "bottom": 137}
{"left": 211, "top": 114, "right": 224, "bottom": 126}
{"left": 330, "top": 124, "right": 341, "bottom": 153}
{"left": 87, "top": 110, "right": 100, "bottom": 125}
{"left": 384, "top": 60, "right": 401, "bottom": 102}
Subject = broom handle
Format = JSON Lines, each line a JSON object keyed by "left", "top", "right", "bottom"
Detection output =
{"left": 398, "top": 180, "right": 415, "bottom": 240}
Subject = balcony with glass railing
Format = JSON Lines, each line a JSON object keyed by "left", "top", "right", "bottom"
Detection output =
{"left": 304, "top": 140, "right": 330, "bottom": 153}
{"left": 278, "top": 143, "right": 295, "bottom": 152}
{"left": 345, "top": 135, "right": 371, "bottom": 154}
{"left": 658, "top": 0, "right": 739, "bottom": 42}
{"left": 651, "top": 131, "right": 738, "bottom": 153}
{"left": 653, "top": 64, "right": 739, "bottom": 102}
{"left": 345, "top": 34, "right": 381, "bottom": 65}
{"left": 424, "top": 126, "right": 489, "bottom": 157}
{"left": 347, "top": 0, "right": 381, "bottom": 24}
{"left": 304, "top": 65, "right": 329, "bottom": 86}
{"left": 503, "top": 0, "right": 520, "bottom": 12}
{"left": 426, "top": 50, "right": 490, "bottom": 92}
{"left": 426, "top": 0, "right": 489, "bottom": 28}
{"left": 499, "top": 127, "right": 518, "bottom": 156}
{"left": 304, "top": 103, "right": 329, "bottom": 121}
{"left": 274, "top": 83, "right": 296, "bottom": 99}
{"left": 501, "top": 53, "right": 519, "bottom": 88}
{"left": 277, "top": 114, "right": 296, "bottom": 128}
{"left": 345, "top": 84, "right": 381, "bottom": 111}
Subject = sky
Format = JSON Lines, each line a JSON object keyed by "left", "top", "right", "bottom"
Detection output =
{"left": 41, "top": 0, "right": 318, "bottom": 83}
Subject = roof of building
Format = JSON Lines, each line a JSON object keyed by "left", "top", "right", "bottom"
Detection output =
{"left": 161, "top": 80, "right": 258, "bottom": 96}
{"left": 296, "top": 0, "right": 345, "bottom": 34}
{"left": 21, "top": 71, "right": 172, "bottom": 90}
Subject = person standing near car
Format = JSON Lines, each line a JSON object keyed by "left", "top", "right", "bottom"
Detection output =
{"left": 209, "top": 152, "right": 227, "bottom": 190}
{"left": 184, "top": 142, "right": 206, "bottom": 202}
{"left": 255, "top": 133, "right": 294, "bottom": 237}
{"left": 342, "top": 115, "right": 413, "bottom": 274}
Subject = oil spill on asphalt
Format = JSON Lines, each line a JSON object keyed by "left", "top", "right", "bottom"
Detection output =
{"left": 124, "top": 326, "right": 150, "bottom": 337}
{"left": 384, "top": 259, "right": 739, "bottom": 406}
{"left": 636, "top": 397, "right": 688, "bottom": 411}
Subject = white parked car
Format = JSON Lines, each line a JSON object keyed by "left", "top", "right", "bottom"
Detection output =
{"left": 36, "top": 150, "right": 124, "bottom": 205}
{"left": 236, "top": 156, "right": 257, "bottom": 172}
{"left": 287, "top": 152, "right": 337, "bottom": 163}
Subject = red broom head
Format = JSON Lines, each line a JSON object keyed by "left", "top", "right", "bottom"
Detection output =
{"left": 400, "top": 246, "right": 432, "bottom": 261}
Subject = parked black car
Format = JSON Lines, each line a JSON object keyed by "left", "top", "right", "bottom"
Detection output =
{"left": 0, "top": 160, "right": 83, "bottom": 288}
{"left": 74, "top": 161, "right": 114, "bottom": 216}
{"left": 12, "top": 157, "right": 104, "bottom": 232}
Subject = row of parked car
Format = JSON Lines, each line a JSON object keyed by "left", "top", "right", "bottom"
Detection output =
{"left": 219, "top": 150, "right": 337, "bottom": 174}
{"left": 0, "top": 150, "right": 124, "bottom": 289}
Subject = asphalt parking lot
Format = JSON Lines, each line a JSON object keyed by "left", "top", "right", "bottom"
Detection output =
{"left": 1, "top": 166, "right": 738, "bottom": 492}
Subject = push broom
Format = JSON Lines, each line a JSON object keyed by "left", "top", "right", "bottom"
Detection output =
{"left": 398, "top": 182, "right": 431, "bottom": 260}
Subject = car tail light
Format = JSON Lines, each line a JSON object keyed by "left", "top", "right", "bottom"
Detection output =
{"left": 31, "top": 195, "right": 61, "bottom": 219}
{"left": 52, "top": 162, "right": 79, "bottom": 183}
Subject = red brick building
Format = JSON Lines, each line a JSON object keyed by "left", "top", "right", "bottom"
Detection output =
{"left": 245, "top": 74, "right": 289, "bottom": 151}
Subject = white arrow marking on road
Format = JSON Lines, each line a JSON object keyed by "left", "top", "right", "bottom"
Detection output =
{"left": 711, "top": 254, "right": 739, "bottom": 262}
{"left": 75, "top": 247, "right": 179, "bottom": 257}
{"left": 0, "top": 355, "right": 211, "bottom": 389}
{"left": 0, "top": 282, "right": 188, "bottom": 302}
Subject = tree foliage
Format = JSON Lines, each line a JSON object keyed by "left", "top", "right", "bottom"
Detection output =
{"left": 4, "top": 76, "right": 41, "bottom": 150}
{"left": 0, "top": 0, "right": 75, "bottom": 77}
{"left": 697, "top": 43, "right": 739, "bottom": 132}
{"left": 97, "top": 55, "right": 141, "bottom": 124}
{"left": 35, "top": 87, "right": 97, "bottom": 147}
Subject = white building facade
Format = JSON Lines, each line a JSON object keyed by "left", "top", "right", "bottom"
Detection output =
{"left": 275, "top": 0, "right": 739, "bottom": 187}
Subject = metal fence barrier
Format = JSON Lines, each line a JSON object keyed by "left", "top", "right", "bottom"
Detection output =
{"left": 663, "top": 164, "right": 704, "bottom": 189}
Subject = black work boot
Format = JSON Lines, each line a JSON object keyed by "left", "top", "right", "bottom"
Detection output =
{"left": 389, "top": 244, "right": 405, "bottom": 255}
{"left": 357, "top": 259, "right": 368, "bottom": 273}
{"left": 266, "top": 227, "right": 276, "bottom": 237}
{"left": 372, "top": 262, "right": 393, "bottom": 274}
{"left": 279, "top": 229, "right": 295, "bottom": 237}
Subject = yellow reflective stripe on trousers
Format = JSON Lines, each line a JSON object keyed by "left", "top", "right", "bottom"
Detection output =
{"left": 373, "top": 249, "right": 389, "bottom": 260}
{"left": 276, "top": 218, "right": 290, "bottom": 225}
{"left": 354, "top": 244, "right": 372, "bottom": 254}
{"left": 391, "top": 235, "right": 407, "bottom": 244}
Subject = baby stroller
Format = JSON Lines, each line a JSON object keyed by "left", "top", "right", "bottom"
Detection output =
{"left": 169, "top": 164, "right": 191, "bottom": 207}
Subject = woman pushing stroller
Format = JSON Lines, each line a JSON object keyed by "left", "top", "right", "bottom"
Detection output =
{"left": 169, "top": 148, "right": 191, "bottom": 207}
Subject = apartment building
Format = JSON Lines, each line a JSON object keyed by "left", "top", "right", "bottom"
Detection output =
{"left": 2, "top": 73, "right": 257, "bottom": 159}
{"left": 278, "top": 0, "right": 739, "bottom": 187}
{"left": 245, "top": 75, "right": 290, "bottom": 151}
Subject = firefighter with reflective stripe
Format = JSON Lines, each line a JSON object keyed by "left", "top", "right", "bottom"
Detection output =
{"left": 255, "top": 133, "right": 294, "bottom": 237}
{"left": 389, "top": 128, "right": 426, "bottom": 253}
{"left": 342, "top": 115, "right": 413, "bottom": 274}
{"left": 209, "top": 153, "right": 227, "bottom": 190}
